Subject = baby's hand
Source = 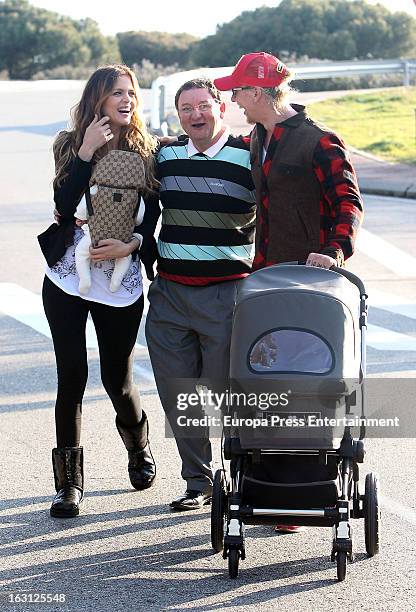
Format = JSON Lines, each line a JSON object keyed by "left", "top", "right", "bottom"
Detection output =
{"left": 75, "top": 218, "right": 88, "bottom": 227}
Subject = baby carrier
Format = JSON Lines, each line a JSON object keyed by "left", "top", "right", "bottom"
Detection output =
{"left": 85, "top": 150, "right": 145, "bottom": 247}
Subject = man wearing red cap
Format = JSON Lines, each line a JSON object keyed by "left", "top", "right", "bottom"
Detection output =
{"left": 214, "top": 52, "right": 363, "bottom": 272}
{"left": 214, "top": 52, "right": 363, "bottom": 533}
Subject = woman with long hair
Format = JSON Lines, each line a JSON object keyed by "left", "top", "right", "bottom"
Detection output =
{"left": 42, "top": 64, "right": 158, "bottom": 517}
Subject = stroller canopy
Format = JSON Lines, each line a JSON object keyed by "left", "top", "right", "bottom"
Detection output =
{"left": 231, "top": 265, "right": 361, "bottom": 381}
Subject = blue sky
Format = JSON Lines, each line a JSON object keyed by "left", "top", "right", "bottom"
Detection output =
{"left": 29, "top": 0, "right": 416, "bottom": 38}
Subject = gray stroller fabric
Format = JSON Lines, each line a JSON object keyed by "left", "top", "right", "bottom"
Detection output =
{"left": 230, "top": 265, "right": 363, "bottom": 450}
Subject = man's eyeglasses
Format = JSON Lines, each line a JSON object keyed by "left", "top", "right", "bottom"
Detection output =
{"left": 231, "top": 87, "right": 253, "bottom": 96}
{"left": 179, "top": 102, "right": 218, "bottom": 115}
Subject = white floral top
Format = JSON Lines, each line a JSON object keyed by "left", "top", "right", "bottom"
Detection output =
{"left": 45, "top": 227, "right": 143, "bottom": 307}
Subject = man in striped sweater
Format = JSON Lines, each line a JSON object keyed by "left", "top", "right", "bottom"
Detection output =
{"left": 144, "top": 78, "right": 256, "bottom": 510}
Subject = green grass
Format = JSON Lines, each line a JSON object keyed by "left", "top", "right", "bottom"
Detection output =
{"left": 308, "top": 87, "right": 416, "bottom": 165}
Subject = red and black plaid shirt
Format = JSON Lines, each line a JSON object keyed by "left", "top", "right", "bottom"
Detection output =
{"left": 243, "top": 110, "right": 363, "bottom": 270}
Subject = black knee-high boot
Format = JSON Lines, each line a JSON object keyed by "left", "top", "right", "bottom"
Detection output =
{"left": 50, "top": 447, "right": 84, "bottom": 517}
{"left": 116, "top": 414, "right": 156, "bottom": 490}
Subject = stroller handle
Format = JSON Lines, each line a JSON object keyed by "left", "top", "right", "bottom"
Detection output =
{"left": 329, "top": 266, "right": 367, "bottom": 298}
{"left": 276, "top": 261, "right": 367, "bottom": 298}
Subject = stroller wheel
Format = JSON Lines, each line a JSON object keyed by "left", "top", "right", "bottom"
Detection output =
{"left": 364, "top": 472, "right": 380, "bottom": 557}
{"left": 211, "top": 469, "right": 227, "bottom": 553}
{"left": 336, "top": 551, "right": 347, "bottom": 582}
{"left": 228, "top": 548, "right": 240, "bottom": 579}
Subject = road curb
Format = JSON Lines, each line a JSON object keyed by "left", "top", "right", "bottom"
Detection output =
{"left": 359, "top": 184, "right": 416, "bottom": 199}
{"left": 351, "top": 147, "right": 416, "bottom": 200}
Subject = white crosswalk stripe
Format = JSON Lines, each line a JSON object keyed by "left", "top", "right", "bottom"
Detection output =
{"left": 1, "top": 280, "right": 415, "bottom": 354}
{"left": 369, "top": 288, "right": 416, "bottom": 320}
{"left": 356, "top": 228, "right": 416, "bottom": 278}
{"left": 367, "top": 323, "right": 416, "bottom": 352}
{"left": 0, "top": 282, "right": 146, "bottom": 351}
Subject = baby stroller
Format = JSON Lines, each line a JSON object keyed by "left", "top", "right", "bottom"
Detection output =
{"left": 210, "top": 263, "right": 380, "bottom": 581}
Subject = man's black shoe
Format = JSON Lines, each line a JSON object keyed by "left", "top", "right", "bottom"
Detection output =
{"left": 170, "top": 489, "right": 212, "bottom": 511}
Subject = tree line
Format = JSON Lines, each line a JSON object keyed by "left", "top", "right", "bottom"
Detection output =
{"left": 193, "top": 0, "right": 416, "bottom": 66}
{"left": 1, "top": 0, "right": 415, "bottom": 81}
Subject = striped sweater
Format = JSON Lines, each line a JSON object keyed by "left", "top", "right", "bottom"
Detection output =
{"left": 156, "top": 135, "right": 256, "bottom": 286}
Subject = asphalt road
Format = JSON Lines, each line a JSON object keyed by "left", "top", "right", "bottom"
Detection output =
{"left": 0, "top": 83, "right": 415, "bottom": 612}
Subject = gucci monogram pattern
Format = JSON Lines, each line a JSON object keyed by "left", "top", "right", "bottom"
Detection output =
{"left": 92, "top": 150, "right": 146, "bottom": 188}
{"left": 89, "top": 187, "right": 138, "bottom": 246}
{"left": 88, "top": 150, "right": 145, "bottom": 245}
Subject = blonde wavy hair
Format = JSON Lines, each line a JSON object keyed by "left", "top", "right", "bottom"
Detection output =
{"left": 262, "top": 69, "right": 297, "bottom": 111}
{"left": 53, "top": 64, "right": 158, "bottom": 194}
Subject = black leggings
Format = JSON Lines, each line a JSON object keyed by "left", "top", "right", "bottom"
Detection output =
{"left": 42, "top": 276, "right": 144, "bottom": 447}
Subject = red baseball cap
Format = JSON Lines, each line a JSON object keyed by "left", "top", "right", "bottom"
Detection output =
{"left": 214, "top": 52, "right": 290, "bottom": 91}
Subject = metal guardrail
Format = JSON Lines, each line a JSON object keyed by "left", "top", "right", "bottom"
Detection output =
{"left": 284, "top": 59, "right": 416, "bottom": 82}
{"left": 150, "top": 58, "right": 416, "bottom": 131}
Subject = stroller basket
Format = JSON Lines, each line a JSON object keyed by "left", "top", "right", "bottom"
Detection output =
{"left": 241, "top": 453, "right": 340, "bottom": 510}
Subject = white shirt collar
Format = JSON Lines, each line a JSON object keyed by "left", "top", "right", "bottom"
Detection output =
{"left": 187, "top": 127, "right": 230, "bottom": 158}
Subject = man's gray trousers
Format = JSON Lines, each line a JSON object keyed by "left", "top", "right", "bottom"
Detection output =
{"left": 145, "top": 275, "right": 238, "bottom": 493}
